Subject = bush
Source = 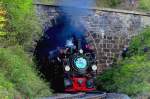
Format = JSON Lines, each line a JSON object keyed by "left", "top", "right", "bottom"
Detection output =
{"left": 127, "top": 27, "right": 150, "bottom": 56}
{"left": 0, "top": 46, "right": 51, "bottom": 98}
{"left": 139, "top": 0, "right": 150, "bottom": 11}
{"left": 96, "top": 55, "right": 150, "bottom": 95}
{"left": 96, "top": 0, "right": 121, "bottom": 8}
{"left": 0, "top": 73, "right": 20, "bottom": 99}
{"left": 1, "top": 0, "right": 42, "bottom": 48}
{"left": 96, "top": 27, "right": 150, "bottom": 96}
{"left": 0, "top": 1, "right": 52, "bottom": 98}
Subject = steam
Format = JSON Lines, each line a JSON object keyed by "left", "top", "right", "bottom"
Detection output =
{"left": 55, "top": 0, "right": 96, "bottom": 43}
{"left": 57, "top": 0, "right": 96, "bottom": 27}
{"left": 41, "top": 0, "right": 96, "bottom": 58}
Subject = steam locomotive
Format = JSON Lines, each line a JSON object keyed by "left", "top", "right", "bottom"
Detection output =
{"left": 48, "top": 37, "right": 98, "bottom": 92}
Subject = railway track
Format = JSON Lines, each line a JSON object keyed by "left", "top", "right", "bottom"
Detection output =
{"left": 41, "top": 92, "right": 106, "bottom": 99}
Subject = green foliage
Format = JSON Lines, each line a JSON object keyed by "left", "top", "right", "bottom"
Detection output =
{"left": 1, "top": 0, "right": 43, "bottom": 48}
{"left": 127, "top": 28, "right": 150, "bottom": 56}
{"left": 96, "top": 0, "right": 121, "bottom": 8}
{"left": 0, "top": 0, "right": 52, "bottom": 98}
{"left": 97, "top": 55, "right": 150, "bottom": 95}
{"left": 0, "top": 6, "right": 7, "bottom": 37}
{"left": 139, "top": 0, "right": 150, "bottom": 11}
{"left": 0, "top": 46, "right": 51, "bottom": 98}
{"left": 0, "top": 73, "right": 20, "bottom": 99}
{"left": 96, "top": 27, "right": 150, "bottom": 96}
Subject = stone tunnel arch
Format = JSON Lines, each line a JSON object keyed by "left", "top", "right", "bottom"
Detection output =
{"left": 33, "top": 14, "right": 97, "bottom": 92}
{"left": 33, "top": 3, "right": 150, "bottom": 92}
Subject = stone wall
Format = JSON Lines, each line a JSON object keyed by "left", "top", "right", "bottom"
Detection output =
{"left": 35, "top": 4, "right": 150, "bottom": 73}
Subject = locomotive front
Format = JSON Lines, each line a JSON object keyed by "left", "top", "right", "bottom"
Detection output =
{"left": 60, "top": 38, "right": 98, "bottom": 92}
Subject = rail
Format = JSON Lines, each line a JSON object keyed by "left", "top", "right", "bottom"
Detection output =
{"left": 40, "top": 92, "right": 106, "bottom": 99}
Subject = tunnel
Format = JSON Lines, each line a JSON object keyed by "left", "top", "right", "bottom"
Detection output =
{"left": 34, "top": 15, "right": 87, "bottom": 93}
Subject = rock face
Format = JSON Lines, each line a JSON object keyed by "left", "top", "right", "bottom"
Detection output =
{"left": 34, "top": 3, "right": 150, "bottom": 73}
{"left": 106, "top": 93, "right": 131, "bottom": 99}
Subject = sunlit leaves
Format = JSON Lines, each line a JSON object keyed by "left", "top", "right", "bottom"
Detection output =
{"left": 0, "top": 0, "right": 42, "bottom": 47}
{"left": 0, "top": 5, "right": 7, "bottom": 36}
{"left": 0, "top": 31, "right": 6, "bottom": 36}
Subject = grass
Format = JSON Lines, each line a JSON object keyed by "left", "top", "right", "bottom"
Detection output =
{"left": 0, "top": 46, "right": 51, "bottom": 98}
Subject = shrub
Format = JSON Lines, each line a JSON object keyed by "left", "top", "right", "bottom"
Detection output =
{"left": 96, "top": 0, "right": 121, "bottom": 8}
{"left": 127, "top": 27, "right": 150, "bottom": 56}
{"left": 1, "top": 0, "right": 43, "bottom": 48}
{"left": 108, "top": 0, "right": 121, "bottom": 7}
{"left": 0, "top": 1, "right": 52, "bottom": 98}
{"left": 0, "top": 73, "right": 20, "bottom": 99}
{"left": 0, "top": 46, "right": 51, "bottom": 98}
{"left": 96, "top": 27, "right": 150, "bottom": 96}
{"left": 96, "top": 55, "right": 150, "bottom": 95}
{"left": 139, "top": 0, "right": 150, "bottom": 11}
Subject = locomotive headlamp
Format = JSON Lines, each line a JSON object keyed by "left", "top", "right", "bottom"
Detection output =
{"left": 74, "top": 57, "right": 87, "bottom": 69}
{"left": 92, "top": 65, "right": 97, "bottom": 71}
{"left": 65, "top": 65, "right": 70, "bottom": 71}
{"left": 79, "top": 49, "right": 83, "bottom": 54}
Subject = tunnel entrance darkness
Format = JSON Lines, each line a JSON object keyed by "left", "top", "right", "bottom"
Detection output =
{"left": 34, "top": 51, "right": 65, "bottom": 93}
{"left": 34, "top": 24, "right": 65, "bottom": 93}
{"left": 34, "top": 15, "right": 87, "bottom": 92}
{"left": 34, "top": 16, "right": 67, "bottom": 93}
